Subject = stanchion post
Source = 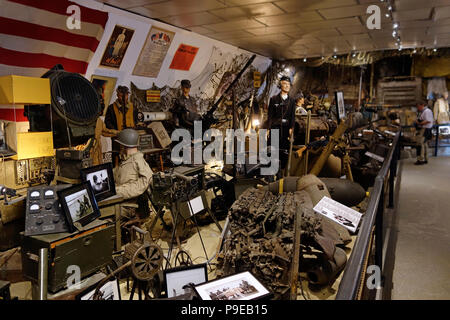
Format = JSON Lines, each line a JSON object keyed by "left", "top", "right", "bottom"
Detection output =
{"left": 375, "top": 184, "right": 384, "bottom": 274}
{"left": 38, "top": 248, "right": 48, "bottom": 300}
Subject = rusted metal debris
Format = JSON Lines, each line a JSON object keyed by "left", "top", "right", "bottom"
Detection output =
{"left": 216, "top": 188, "right": 349, "bottom": 299}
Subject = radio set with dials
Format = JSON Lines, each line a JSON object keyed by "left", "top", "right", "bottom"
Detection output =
{"left": 24, "top": 185, "right": 72, "bottom": 236}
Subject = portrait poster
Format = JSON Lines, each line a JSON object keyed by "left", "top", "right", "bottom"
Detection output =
{"left": 90, "top": 75, "right": 117, "bottom": 110}
{"left": 100, "top": 25, "right": 134, "bottom": 69}
{"left": 169, "top": 44, "right": 199, "bottom": 71}
{"left": 133, "top": 26, "right": 175, "bottom": 78}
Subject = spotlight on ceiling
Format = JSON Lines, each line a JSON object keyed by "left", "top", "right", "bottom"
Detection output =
{"left": 303, "top": 58, "right": 307, "bottom": 62}
{"left": 352, "top": 52, "right": 357, "bottom": 57}
{"left": 385, "top": 13, "right": 390, "bottom": 18}
{"left": 333, "top": 55, "right": 337, "bottom": 59}
{"left": 393, "top": 23, "right": 399, "bottom": 29}
{"left": 388, "top": 5, "right": 392, "bottom": 11}
{"left": 433, "top": 48, "right": 437, "bottom": 52}
{"left": 392, "top": 31, "right": 397, "bottom": 37}
{"left": 413, "top": 48, "right": 417, "bottom": 54}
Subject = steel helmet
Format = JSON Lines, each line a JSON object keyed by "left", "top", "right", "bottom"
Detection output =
{"left": 115, "top": 128, "right": 139, "bottom": 147}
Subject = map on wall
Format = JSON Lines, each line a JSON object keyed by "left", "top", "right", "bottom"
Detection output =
{"left": 133, "top": 26, "right": 175, "bottom": 78}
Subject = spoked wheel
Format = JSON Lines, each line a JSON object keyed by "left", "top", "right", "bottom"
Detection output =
{"left": 131, "top": 243, "right": 163, "bottom": 281}
{"left": 174, "top": 250, "right": 193, "bottom": 267}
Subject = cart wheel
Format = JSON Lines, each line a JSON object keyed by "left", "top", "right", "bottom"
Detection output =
{"left": 174, "top": 250, "right": 193, "bottom": 267}
{"left": 131, "top": 243, "right": 163, "bottom": 281}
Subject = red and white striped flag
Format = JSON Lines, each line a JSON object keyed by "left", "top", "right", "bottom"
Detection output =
{"left": 0, "top": 0, "right": 108, "bottom": 77}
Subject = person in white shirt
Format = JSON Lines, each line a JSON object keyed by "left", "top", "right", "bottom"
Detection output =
{"left": 415, "top": 101, "right": 434, "bottom": 165}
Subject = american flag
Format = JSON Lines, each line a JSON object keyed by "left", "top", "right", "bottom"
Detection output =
{"left": 0, "top": 0, "right": 108, "bottom": 77}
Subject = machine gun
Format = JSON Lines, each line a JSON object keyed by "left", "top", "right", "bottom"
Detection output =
{"left": 202, "top": 54, "right": 256, "bottom": 130}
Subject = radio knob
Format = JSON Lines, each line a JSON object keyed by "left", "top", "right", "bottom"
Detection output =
{"left": 45, "top": 203, "right": 53, "bottom": 210}
{"left": 36, "top": 218, "right": 43, "bottom": 225}
{"left": 52, "top": 216, "right": 60, "bottom": 223}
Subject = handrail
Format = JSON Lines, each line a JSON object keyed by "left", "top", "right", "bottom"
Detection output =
{"left": 336, "top": 131, "right": 400, "bottom": 300}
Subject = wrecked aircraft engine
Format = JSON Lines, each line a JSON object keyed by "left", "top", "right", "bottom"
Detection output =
{"left": 216, "top": 187, "right": 352, "bottom": 299}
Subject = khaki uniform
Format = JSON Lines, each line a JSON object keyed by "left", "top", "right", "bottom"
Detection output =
{"left": 114, "top": 151, "right": 153, "bottom": 200}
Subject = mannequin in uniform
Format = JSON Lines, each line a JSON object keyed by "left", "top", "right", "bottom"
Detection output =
{"left": 172, "top": 79, "right": 202, "bottom": 135}
{"left": 266, "top": 76, "right": 296, "bottom": 176}
{"left": 105, "top": 85, "right": 138, "bottom": 131}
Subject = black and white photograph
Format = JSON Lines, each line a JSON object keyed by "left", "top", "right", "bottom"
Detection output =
{"left": 58, "top": 182, "right": 101, "bottom": 232}
{"left": 164, "top": 264, "right": 207, "bottom": 298}
{"left": 86, "top": 170, "right": 110, "bottom": 194}
{"left": 194, "top": 271, "right": 271, "bottom": 301}
{"left": 81, "top": 163, "right": 116, "bottom": 202}
{"left": 78, "top": 280, "right": 121, "bottom": 301}
{"left": 313, "top": 196, "right": 362, "bottom": 233}
{"left": 65, "top": 189, "right": 94, "bottom": 223}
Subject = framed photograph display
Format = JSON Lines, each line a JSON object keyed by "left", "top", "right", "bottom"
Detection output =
{"left": 163, "top": 264, "right": 208, "bottom": 298}
{"left": 57, "top": 182, "right": 100, "bottom": 232}
{"left": 80, "top": 163, "right": 116, "bottom": 202}
{"left": 76, "top": 279, "right": 121, "bottom": 301}
{"left": 90, "top": 75, "right": 117, "bottom": 109}
{"left": 194, "top": 271, "right": 272, "bottom": 301}
{"left": 335, "top": 91, "right": 346, "bottom": 123}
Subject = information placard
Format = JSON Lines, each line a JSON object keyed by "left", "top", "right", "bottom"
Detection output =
{"left": 313, "top": 196, "right": 362, "bottom": 233}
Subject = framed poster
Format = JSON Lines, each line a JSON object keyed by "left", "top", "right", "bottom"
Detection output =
{"left": 100, "top": 25, "right": 134, "bottom": 69}
{"left": 194, "top": 271, "right": 272, "bottom": 301}
{"left": 133, "top": 26, "right": 175, "bottom": 78}
{"left": 91, "top": 75, "right": 117, "bottom": 108}
{"left": 169, "top": 44, "right": 199, "bottom": 71}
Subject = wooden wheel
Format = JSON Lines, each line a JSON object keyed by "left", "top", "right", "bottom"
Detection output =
{"left": 174, "top": 250, "right": 193, "bottom": 267}
{"left": 131, "top": 243, "right": 163, "bottom": 281}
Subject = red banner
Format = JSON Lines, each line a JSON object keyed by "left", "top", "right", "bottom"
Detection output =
{"left": 169, "top": 44, "right": 199, "bottom": 71}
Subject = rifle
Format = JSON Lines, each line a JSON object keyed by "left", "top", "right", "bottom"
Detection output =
{"left": 203, "top": 54, "right": 256, "bottom": 129}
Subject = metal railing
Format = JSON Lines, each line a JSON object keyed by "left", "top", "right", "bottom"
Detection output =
{"left": 336, "top": 131, "right": 401, "bottom": 300}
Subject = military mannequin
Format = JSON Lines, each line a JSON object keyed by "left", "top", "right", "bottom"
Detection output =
{"left": 266, "top": 76, "right": 296, "bottom": 175}
{"left": 172, "top": 79, "right": 202, "bottom": 135}
{"left": 113, "top": 128, "right": 154, "bottom": 200}
{"left": 105, "top": 86, "right": 138, "bottom": 131}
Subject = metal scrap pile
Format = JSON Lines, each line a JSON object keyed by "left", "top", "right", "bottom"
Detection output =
{"left": 216, "top": 187, "right": 346, "bottom": 299}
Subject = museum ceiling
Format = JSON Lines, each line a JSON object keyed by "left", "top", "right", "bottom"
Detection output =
{"left": 99, "top": 0, "right": 450, "bottom": 60}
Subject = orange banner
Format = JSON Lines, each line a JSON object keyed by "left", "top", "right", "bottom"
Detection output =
{"left": 169, "top": 44, "right": 199, "bottom": 71}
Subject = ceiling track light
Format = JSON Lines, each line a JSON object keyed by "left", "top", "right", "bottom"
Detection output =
{"left": 393, "top": 23, "right": 399, "bottom": 29}
{"left": 433, "top": 48, "right": 437, "bottom": 52}
{"left": 303, "top": 58, "right": 307, "bottom": 62}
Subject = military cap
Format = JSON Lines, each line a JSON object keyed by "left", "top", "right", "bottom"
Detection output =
{"left": 117, "top": 85, "right": 130, "bottom": 94}
{"left": 181, "top": 79, "right": 191, "bottom": 88}
{"left": 280, "top": 76, "right": 291, "bottom": 83}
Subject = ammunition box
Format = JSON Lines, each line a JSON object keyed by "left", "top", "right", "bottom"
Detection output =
{"left": 20, "top": 219, "right": 114, "bottom": 293}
